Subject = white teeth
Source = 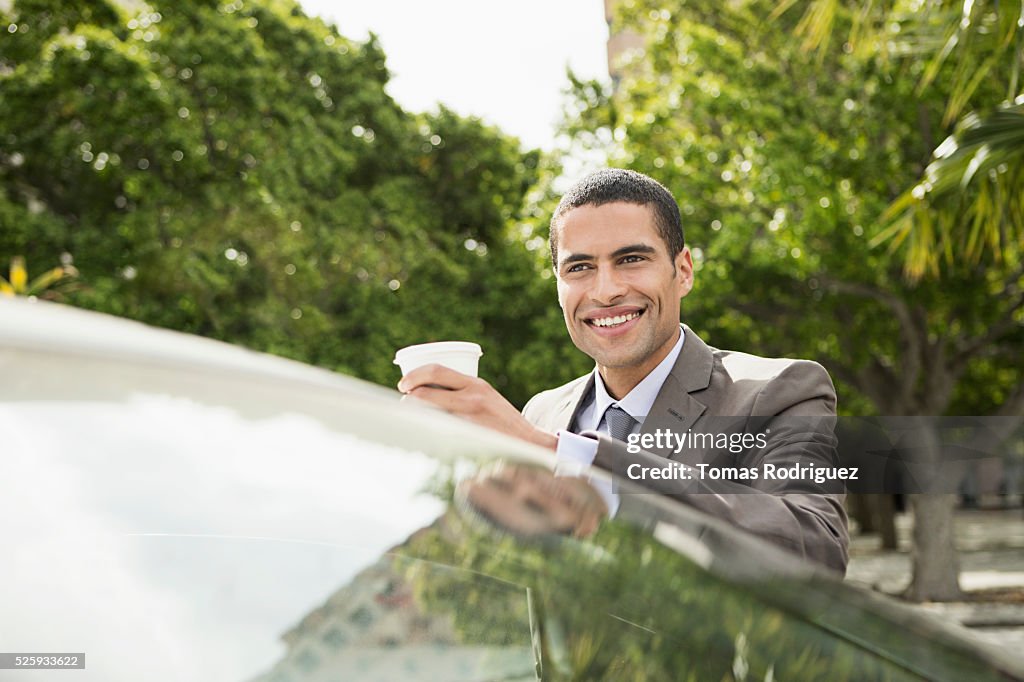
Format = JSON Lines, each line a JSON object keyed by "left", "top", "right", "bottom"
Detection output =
{"left": 591, "top": 311, "right": 640, "bottom": 327}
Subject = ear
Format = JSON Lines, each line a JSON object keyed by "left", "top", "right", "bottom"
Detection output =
{"left": 674, "top": 247, "right": 694, "bottom": 299}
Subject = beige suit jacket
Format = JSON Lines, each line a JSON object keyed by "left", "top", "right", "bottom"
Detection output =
{"left": 522, "top": 325, "right": 849, "bottom": 573}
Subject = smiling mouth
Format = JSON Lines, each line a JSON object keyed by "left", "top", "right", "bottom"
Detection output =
{"left": 585, "top": 310, "right": 644, "bottom": 328}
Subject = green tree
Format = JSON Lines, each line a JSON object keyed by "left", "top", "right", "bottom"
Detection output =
{"left": 0, "top": 0, "right": 582, "bottom": 406}
{"left": 776, "top": 0, "right": 1023, "bottom": 280}
{"left": 572, "top": 0, "right": 1022, "bottom": 600}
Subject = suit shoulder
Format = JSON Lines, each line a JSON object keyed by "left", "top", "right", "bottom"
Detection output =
{"left": 710, "top": 349, "right": 836, "bottom": 414}
{"left": 713, "top": 349, "right": 831, "bottom": 385}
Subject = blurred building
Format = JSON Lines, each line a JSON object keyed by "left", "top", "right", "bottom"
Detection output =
{"left": 251, "top": 528, "right": 536, "bottom": 682}
{"left": 604, "top": 0, "right": 644, "bottom": 83}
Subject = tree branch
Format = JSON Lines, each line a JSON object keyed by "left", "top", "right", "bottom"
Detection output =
{"left": 819, "top": 276, "right": 924, "bottom": 400}
{"left": 996, "top": 381, "right": 1024, "bottom": 418}
{"left": 952, "top": 267, "right": 1024, "bottom": 368}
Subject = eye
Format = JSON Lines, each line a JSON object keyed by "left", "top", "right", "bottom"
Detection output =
{"left": 566, "top": 263, "right": 592, "bottom": 273}
{"left": 621, "top": 255, "right": 646, "bottom": 264}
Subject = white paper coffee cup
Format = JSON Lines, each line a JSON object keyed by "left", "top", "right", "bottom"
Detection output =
{"left": 394, "top": 341, "right": 483, "bottom": 378}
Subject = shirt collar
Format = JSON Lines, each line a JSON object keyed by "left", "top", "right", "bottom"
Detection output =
{"left": 592, "top": 326, "right": 685, "bottom": 423}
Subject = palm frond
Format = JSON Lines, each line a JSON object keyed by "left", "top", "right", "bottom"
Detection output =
{"left": 876, "top": 101, "right": 1024, "bottom": 278}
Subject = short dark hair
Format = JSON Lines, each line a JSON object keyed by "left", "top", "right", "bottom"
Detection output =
{"left": 549, "top": 168, "right": 684, "bottom": 266}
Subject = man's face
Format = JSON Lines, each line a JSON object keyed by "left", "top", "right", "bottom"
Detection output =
{"left": 554, "top": 202, "right": 694, "bottom": 371}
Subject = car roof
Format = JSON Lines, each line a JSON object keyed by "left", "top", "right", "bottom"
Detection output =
{"left": 0, "top": 297, "right": 552, "bottom": 467}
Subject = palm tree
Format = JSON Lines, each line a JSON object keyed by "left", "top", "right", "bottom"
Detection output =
{"left": 777, "top": 0, "right": 1023, "bottom": 279}
{"left": 878, "top": 101, "right": 1023, "bottom": 279}
{"left": 0, "top": 256, "right": 77, "bottom": 298}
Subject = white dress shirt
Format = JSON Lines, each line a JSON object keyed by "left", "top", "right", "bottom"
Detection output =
{"left": 555, "top": 327, "right": 686, "bottom": 512}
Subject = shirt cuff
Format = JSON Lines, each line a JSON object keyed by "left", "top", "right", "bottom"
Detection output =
{"left": 554, "top": 430, "right": 619, "bottom": 517}
{"left": 554, "top": 429, "right": 598, "bottom": 467}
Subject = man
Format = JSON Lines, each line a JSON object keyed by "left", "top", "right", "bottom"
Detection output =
{"left": 399, "top": 168, "right": 848, "bottom": 573}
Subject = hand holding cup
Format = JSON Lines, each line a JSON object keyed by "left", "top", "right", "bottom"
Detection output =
{"left": 396, "top": 341, "right": 557, "bottom": 451}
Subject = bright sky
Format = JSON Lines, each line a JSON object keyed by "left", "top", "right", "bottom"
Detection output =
{"left": 298, "top": 0, "right": 611, "bottom": 151}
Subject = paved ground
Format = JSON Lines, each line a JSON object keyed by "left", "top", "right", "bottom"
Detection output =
{"left": 846, "top": 507, "right": 1024, "bottom": 653}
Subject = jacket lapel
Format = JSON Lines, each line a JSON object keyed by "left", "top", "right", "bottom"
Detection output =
{"left": 641, "top": 325, "right": 713, "bottom": 462}
{"left": 551, "top": 373, "right": 595, "bottom": 432}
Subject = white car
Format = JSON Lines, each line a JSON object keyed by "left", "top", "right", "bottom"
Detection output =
{"left": 1, "top": 298, "right": 1020, "bottom": 681}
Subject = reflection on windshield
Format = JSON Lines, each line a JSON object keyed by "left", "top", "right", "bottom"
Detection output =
{"left": 3, "top": 395, "right": 1014, "bottom": 681}
{"left": 0, "top": 397, "right": 446, "bottom": 681}
{"left": 253, "top": 547, "right": 536, "bottom": 682}
{"left": 456, "top": 462, "right": 607, "bottom": 540}
{"left": 256, "top": 462, "right": 1005, "bottom": 682}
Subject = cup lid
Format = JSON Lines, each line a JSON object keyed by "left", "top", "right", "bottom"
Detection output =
{"left": 393, "top": 341, "right": 482, "bottom": 364}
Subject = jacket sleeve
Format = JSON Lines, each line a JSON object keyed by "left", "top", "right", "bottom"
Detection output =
{"left": 589, "top": 361, "right": 849, "bottom": 573}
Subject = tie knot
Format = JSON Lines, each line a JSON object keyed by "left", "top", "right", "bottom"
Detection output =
{"left": 604, "top": 405, "right": 636, "bottom": 443}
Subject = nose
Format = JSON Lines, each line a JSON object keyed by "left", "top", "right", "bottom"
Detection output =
{"left": 591, "top": 265, "right": 628, "bottom": 304}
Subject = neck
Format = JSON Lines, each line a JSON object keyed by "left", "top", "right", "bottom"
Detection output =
{"left": 598, "top": 326, "right": 680, "bottom": 400}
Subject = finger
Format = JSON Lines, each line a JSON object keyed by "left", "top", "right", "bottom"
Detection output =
{"left": 405, "top": 385, "right": 466, "bottom": 413}
{"left": 400, "top": 363, "right": 474, "bottom": 392}
{"left": 400, "top": 393, "right": 445, "bottom": 409}
{"left": 398, "top": 363, "right": 475, "bottom": 393}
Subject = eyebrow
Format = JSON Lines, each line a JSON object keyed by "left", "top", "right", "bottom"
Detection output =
{"left": 559, "top": 243, "right": 659, "bottom": 268}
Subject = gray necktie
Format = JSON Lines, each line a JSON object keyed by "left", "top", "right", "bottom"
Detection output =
{"left": 604, "top": 405, "right": 636, "bottom": 443}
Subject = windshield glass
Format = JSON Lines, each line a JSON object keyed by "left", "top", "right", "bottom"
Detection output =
{"left": 1, "top": 333, "right": 1018, "bottom": 681}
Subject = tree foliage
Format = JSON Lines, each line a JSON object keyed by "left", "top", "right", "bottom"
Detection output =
{"left": 776, "top": 0, "right": 1024, "bottom": 279}
{"left": 0, "top": 0, "right": 589, "bottom": 405}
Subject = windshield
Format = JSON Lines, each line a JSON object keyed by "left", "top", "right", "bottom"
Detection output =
{"left": 1, "top": 315, "right": 1019, "bottom": 681}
